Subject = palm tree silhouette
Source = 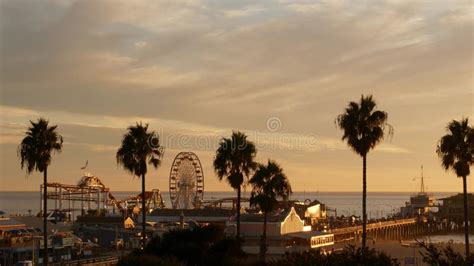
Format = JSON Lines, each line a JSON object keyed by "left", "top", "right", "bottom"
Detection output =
{"left": 116, "top": 122, "right": 164, "bottom": 248}
{"left": 250, "top": 160, "right": 292, "bottom": 259}
{"left": 336, "top": 95, "right": 392, "bottom": 250}
{"left": 214, "top": 131, "right": 257, "bottom": 237}
{"left": 437, "top": 118, "right": 473, "bottom": 256}
{"left": 18, "top": 118, "right": 63, "bottom": 265}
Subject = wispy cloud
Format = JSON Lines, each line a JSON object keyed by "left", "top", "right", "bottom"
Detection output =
{"left": 0, "top": 0, "right": 470, "bottom": 191}
{"left": 223, "top": 5, "right": 264, "bottom": 18}
{"left": 377, "top": 143, "right": 412, "bottom": 154}
{"left": 64, "top": 142, "right": 118, "bottom": 152}
{"left": 0, "top": 104, "right": 412, "bottom": 154}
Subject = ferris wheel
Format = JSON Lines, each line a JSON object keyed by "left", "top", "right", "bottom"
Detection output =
{"left": 169, "top": 152, "right": 204, "bottom": 209}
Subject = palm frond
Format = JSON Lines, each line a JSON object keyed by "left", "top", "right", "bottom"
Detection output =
{"left": 249, "top": 160, "right": 292, "bottom": 212}
{"left": 116, "top": 122, "right": 164, "bottom": 178}
{"left": 336, "top": 95, "right": 392, "bottom": 156}
{"left": 213, "top": 131, "right": 257, "bottom": 190}
{"left": 437, "top": 118, "right": 473, "bottom": 178}
{"left": 18, "top": 118, "right": 63, "bottom": 174}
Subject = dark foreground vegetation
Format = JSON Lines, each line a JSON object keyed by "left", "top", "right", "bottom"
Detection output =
{"left": 269, "top": 244, "right": 474, "bottom": 266}
{"left": 117, "top": 225, "right": 399, "bottom": 266}
{"left": 118, "top": 225, "right": 246, "bottom": 266}
{"left": 418, "top": 241, "right": 474, "bottom": 266}
{"left": 118, "top": 225, "right": 474, "bottom": 266}
{"left": 268, "top": 245, "right": 398, "bottom": 266}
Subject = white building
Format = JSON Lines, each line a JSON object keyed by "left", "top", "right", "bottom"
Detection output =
{"left": 228, "top": 207, "right": 334, "bottom": 255}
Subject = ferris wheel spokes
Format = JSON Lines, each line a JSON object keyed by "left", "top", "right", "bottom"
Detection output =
{"left": 169, "top": 152, "right": 204, "bottom": 209}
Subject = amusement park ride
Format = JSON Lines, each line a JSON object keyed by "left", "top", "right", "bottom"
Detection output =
{"left": 40, "top": 152, "right": 208, "bottom": 221}
{"left": 40, "top": 174, "right": 165, "bottom": 220}
{"left": 40, "top": 151, "right": 254, "bottom": 223}
{"left": 169, "top": 152, "right": 205, "bottom": 209}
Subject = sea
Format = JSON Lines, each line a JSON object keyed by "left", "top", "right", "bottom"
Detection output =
{"left": 0, "top": 191, "right": 455, "bottom": 219}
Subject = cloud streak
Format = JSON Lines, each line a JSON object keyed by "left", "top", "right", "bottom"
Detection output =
{"left": 0, "top": 0, "right": 471, "bottom": 191}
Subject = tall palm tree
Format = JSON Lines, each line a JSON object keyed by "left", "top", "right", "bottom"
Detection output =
{"left": 336, "top": 95, "right": 392, "bottom": 250}
{"left": 18, "top": 118, "right": 63, "bottom": 265}
{"left": 437, "top": 118, "right": 473, "bottom": 256}
{"left": 214, "top": 131, "right": 257, "bottom": 237}
{"left": 250, "top": 160, "right": 292, "bottom": 259}
{"left": 116, "top": 122, "right": 164, "bottom": 248}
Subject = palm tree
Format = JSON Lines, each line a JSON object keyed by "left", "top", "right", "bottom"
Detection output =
{"left": 336, "top": 95, "right": 392, "bottom": 250}
{"left": 18, "top": 118, "right": 63, "bottom": 265}
{"left": 250, "top": 160, "right": 292, "bottom": 259}
{"left": 437, "top": 118, "right": 473, "bottom": 256}
{"left": 214, "top": 131, "right": 257, "bottom": 237}
{"left": 116, "top": 122, "right": 164, "bottom": 248}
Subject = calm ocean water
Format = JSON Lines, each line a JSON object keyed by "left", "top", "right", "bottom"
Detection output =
{"left": 0, "top": 191, "right": 455, "bottom": 219}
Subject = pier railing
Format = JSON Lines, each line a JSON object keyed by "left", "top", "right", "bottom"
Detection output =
{"left": 330, "top": 218, "right": 419, "bottom": 242}
{"left": 331, "top": 218, "right": 416, "bottom": 233}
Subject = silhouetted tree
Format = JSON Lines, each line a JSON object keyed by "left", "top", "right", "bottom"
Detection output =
{"left": 205, "top": 237, "right": 246, "bottom": 265}
{"left": 250, "top": 160, "right": 292, "bottom": 259}
{"left": 18, "top": 118, "right": 63, "bottom": 265}
{"left": 214, "top": 131, "right": 257, "bottom": 237}
{"left": 270, "top": 245, "right": 399, "bottom": 266}
{"left": 336, "top": 95, "right": 392, "bottom": 250}
{"left": 437, "top": 118, "right": 473, "bottom": 256}
{"left": 118, "top": 252, "right": 184, "bottom": 266}
{"left": 418, "top": 240, "right": 474, "bottom": 265}
{"left": 116, "top": 122, "right": 164, "bottom": 248}
{"left": 123, "top": 225, "right": 245, "bottom": 266}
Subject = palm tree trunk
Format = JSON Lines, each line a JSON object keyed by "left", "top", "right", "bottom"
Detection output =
{"left": 362, "top": 154, "right": 367, "bottom": 251}
{"left": 260, "top": 210, "right": 268, "bottom": 259}
{"left": 463, "top": 175, "right": 470, "bottom": 256}
{"left": 237, "top": 186, "right": 241, "bottom": 237}
{"left": 43, "top": 167, "right": 49, "bottom": 266}
{"left": 142, "top": 174, "right": 146, "bottom": 249}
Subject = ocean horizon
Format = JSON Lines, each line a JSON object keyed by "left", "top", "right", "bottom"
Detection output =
{"left": 0, "top": 191, "right": 456, "bottom": 219}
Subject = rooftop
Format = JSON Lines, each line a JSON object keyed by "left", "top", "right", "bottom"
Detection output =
{"left": 0, "top": 217, "right": 25, "bottom": 228}
{"left": 239, "top": 208, "right": 295, "bottom": 223}
{"left": 439, "top": 193, "right": 474, "bottom": 201}
{"left": 286, "top": 231, "right": 333, "bottom": 239}
{"left": 11, "top": 216, "right": 69, "bottom": 232}
{"left": 149, "top": 208, "right": 234, "bottom": 217}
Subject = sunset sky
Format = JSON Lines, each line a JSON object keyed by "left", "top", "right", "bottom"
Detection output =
{"left": 0, "top": 0, "right": 472, "bottom": 192}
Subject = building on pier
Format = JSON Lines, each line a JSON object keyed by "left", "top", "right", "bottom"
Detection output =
{"left": 228, "top": 207, "right": 333, "bottom": 255}
{"left": 282, "top": 199, "right": 327, "bottom": 229}
{"left": 437, "top": 193, "right": 474, "bottom": 220}
{"left": 400, "top": 193, "right": 435, "bottom": 217}
{"left": 400, "top": 165, "right": 436, "bottom": 217}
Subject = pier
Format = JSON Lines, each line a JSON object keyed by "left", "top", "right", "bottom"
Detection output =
{"left": 331, "top": 218, "right": 424, "bottom": 243}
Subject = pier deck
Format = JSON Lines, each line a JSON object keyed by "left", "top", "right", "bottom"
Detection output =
{"left": 331, "top": 218, "right": 419, "bottom": 242}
